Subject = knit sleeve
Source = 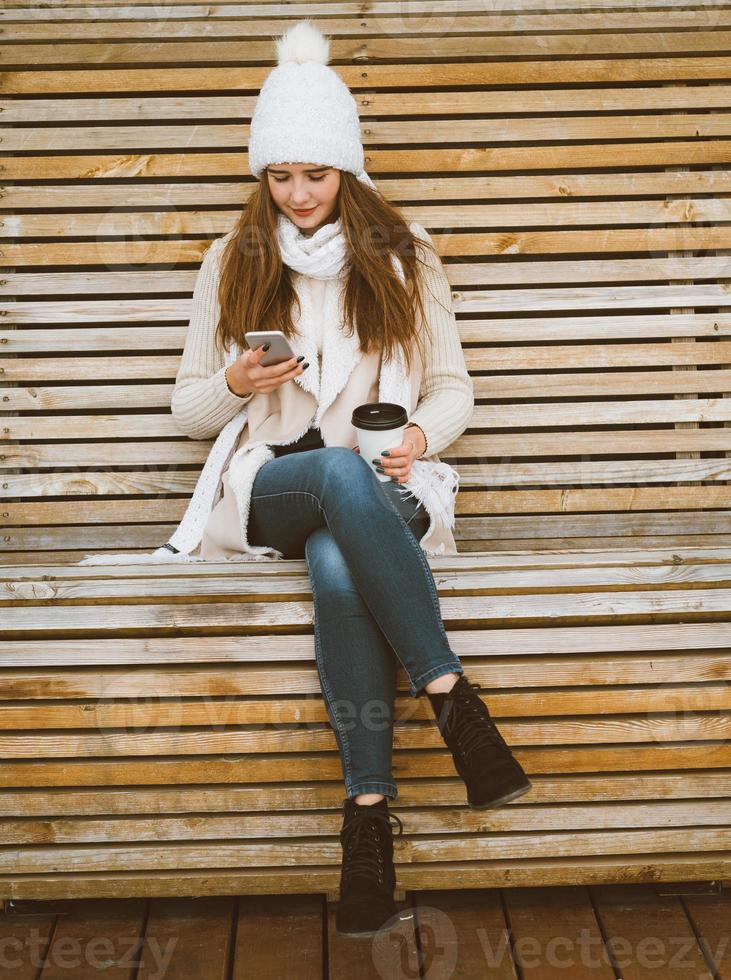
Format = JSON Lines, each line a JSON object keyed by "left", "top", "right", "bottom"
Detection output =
{"left": 406, "top": 221, "right": 474, "bottom": 457}
{"left": 171, "top": 237, "right": 254, "bottom": 440}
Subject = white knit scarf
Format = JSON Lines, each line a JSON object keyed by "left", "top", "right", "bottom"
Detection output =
{"left": 276, "top": 212, "right": 351, "bottom": 278}
{"left": 77, "top": 215, "right": 459, "bottom": 565}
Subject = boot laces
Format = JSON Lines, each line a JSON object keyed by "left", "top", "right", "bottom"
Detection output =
{"left": 443, "top": 680, "right": 510, "bottom": 760}
{"left": 341, "top": 807, "right": 404, "bottom": 885}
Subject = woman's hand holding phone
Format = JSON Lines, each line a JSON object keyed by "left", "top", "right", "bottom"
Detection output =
{"left": 225, "top": 344, "right": 309, "bottom": 397}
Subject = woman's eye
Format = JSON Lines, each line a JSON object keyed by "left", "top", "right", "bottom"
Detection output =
{"left": 273, "top": 176, "right": 325, "bottom": 183}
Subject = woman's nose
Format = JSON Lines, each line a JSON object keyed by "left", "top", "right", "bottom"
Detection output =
{"left": 290, "top": 182, "right": 312, "bottom": 199}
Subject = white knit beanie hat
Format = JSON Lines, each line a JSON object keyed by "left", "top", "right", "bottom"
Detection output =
{"left": 248, "top": 20, "right": 377, "bottom": 191}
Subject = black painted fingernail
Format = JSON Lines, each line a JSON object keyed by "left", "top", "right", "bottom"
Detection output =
{"left": 381, "top": 450, "right": 390, "bottom": 457}
{"left": 263, "top": 343, "right": 271, "bottom": 351}
{"left": 302, "top": 362, "right": 309, "bottom": 370}
{"left": 376, "top": 465, "right": 385, "bottom": 473}
{"left": 296, "top": 355, "right": 305, "bottom": 363}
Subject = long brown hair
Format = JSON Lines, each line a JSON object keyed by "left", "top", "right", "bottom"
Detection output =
{"left": 214, "top": 170, "right": 439, "bottom": 376}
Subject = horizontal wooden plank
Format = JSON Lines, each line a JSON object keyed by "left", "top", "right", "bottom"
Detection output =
{"left": 2, "top": 438, "right": 208, "bottom": 467}
{"left": 4, "top": 57, "right": 731, "bottom": 97}
{"left": 5, "top": 548, "right": 731, "bottom": 576}
{"left": 2, "top": 350, "right": 731, "bottom": 392}
{"left": 458, "top": 285, "right": 731, "bottom": 315}
{"left": 6, "top": 497, "right": 731, "bottom": 542}
{"left": 453, "top": 431, "right": 731, "bottom": 456}
{"left": 6, "top": 0, "right": 731, "bottom": 14}
{"left": 8, "top": 288, "right": 731, "bottom": 326}
{"left": 3, "top": 658, "right": 728, "bottom": 699}
{"left": 5, "top": 367, "right": 731, "bottom": 418}
{"left": 469, "top": 342, "right": 731, "bottom": 369}
{"left": 4, "top": 0, "right": 456, "bottom": 13}
{"left": 10, "top": 551, "right": 731, "bottom": 576}
{"left": 4, "top": 513, "right": 731, "bottom": 554}
{"left": 1, "top": 772, "right": 727, "bottom": 816}
{"left": 4, "top": 559, "right": 731, "bottom": 603}
{"left": 8, "top": 460, "right": 731, "bottom": 498}
{"left": 1, "top": 743, "right": 730, "bottom": 790}
{"left": 7, "top": 458, "right": 731, "bottom": 493}
{"left": 1, "top": 851, "right": 729, "bottom": 902}
{"left": 458, "top": 488, "right": 731, "bottom": 513}
{"left": 6, "top": 227, "right": 731, "bottom": 266}
{"left": 456, "top": 535, "right": 731, "bottom": 553}
{"left": 2, "top": 680, "right": 727, "bottom": 726}
{"left": 7, "top": 29, "right": 731, "bottom": 67}
{"left": 0, "top": 620, "right": 731, "bottom": 672}
{"left": 8, "top": 113, "right": 731, "bottom": 155}
{"left": 452, "top": 513, "right": 731, "bottom": 538}
{"left": 456, "top": 459, "right": 731, "bottom": 489}
{"left": 5, "top": 405, "right": 731, "bottom": 442}
{"left": 2, "top": 616, "right": 729, "bottom": 663}
{"left": 5, "top": 147, "right": 731, "bottom": 190}
{"left": 5, "top": 85, "right": 731, "bottom": 128}
{"left": 5, "top": 172, "right": 731, "bottom": 213}
{"left": 3, "top": 8, "right": 729, "bottom": 41}
{"left": 470, "top": 368, "right": 731, "bottom": 398}
{"left": 1, "top": 712, "right": 729, "bottom": 759}
{"left": 3, "top": 800, "right": 730, "bottom": 847}
{"left": 6, "top": 827, "right": 731, "bottom": 876}
{"left": 7, "top": 535, "right": 731, "bottom": 563}
{"left": 8, "top": 194, "right": 731, "bottom": 244}
{"left": 3, "top": 586, "right": 731, "bottom": 635}
{"left": 30, "top": 285, "right": 731, "bottom": 334}
{"left": 6, "top": 315, "right": 731, "bottom": 348}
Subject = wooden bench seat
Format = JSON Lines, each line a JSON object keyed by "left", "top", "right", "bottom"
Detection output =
{"left": 1, "top": 546, "right": 730, "bottom": 901}
{"left": 2, "top": 2, "right": 730, "bottom": 902}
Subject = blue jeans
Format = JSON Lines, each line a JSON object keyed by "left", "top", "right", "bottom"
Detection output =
{"left": 247, "top": 446, "right": 465, "bottom": 801}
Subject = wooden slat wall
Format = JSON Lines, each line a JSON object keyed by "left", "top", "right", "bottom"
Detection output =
{"left": 2, "top": 1, "right": 731, "bottom": 561}
{"left": 1, "top": 2, "right": 730, "bottom": 904}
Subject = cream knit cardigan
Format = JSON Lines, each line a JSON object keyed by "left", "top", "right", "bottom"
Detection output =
{"left": 78, "top": 221, "right": 474, "bottom": 564}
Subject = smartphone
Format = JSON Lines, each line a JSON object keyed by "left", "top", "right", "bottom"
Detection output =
{"left": 245, "top": 330, "right": 296, "bottom": 368}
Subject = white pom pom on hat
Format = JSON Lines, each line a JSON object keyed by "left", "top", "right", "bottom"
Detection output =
{"left": 248, "top": 20, "right": 377, "bottom": 190}
{"left": 275, "top": 19, "right": 331, "bottom": 66}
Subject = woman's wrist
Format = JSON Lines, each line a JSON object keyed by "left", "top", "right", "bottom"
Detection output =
{"left": 224, "top": 365, "right": 252, "bottom": 398}
{"left": 405, "top": 422, "right": 427, "bottom": 459}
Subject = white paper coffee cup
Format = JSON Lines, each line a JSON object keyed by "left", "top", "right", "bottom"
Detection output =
{"left": 352, "top": 402, "right": 409, "bottom": 483}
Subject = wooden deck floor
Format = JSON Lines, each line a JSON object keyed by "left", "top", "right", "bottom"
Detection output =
{"left": 0, "top": 883, "right": 728, "bottom": 978}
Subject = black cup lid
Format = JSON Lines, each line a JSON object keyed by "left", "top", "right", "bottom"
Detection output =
{"left": 351, "top": 402, "right": 409, "bottom": 431}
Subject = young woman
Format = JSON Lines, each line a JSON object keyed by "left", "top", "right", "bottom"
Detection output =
{"left": 80, "top": 19, "right": 532, "bottom": 938}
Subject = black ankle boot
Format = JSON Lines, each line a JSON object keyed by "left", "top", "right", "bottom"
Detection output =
{"left": 334, "top": 796, "right": 404, "bottom": 937}
{"left": 427, "top": 673, "right": 532, "bottom": 809}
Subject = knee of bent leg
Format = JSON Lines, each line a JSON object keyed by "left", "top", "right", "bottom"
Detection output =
{"left": 318, "top": 446, "right": 376, "bottom": 489}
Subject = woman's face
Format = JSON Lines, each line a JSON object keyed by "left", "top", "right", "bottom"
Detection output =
{"left": 266, "top": 163, "right": 341, "bottom": 235}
